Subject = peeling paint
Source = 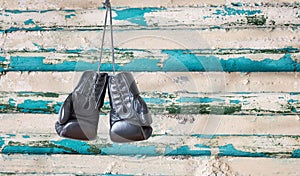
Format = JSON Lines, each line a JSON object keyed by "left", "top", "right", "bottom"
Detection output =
{"left": 177, "top": 97, "right": 225, "bottom": 103}
{"left": 292, "top": 149, "right": 300, "bottom": 158}
{"left": 246, "top": 15, "right": 267, "bottom": 25}
{"left": 165, "top": 145, "right": 211, "bottom": 156}
{"left": 17, "top": 99, "right": 53, "bottom": 113}
{"left": 0, "top": 2, "right": 300, "bottom": 175}
{"left": 2, "top": 50, "right": 300, "bottom": 72}
{"left": 24, "top": 19, "right": 35, "bottom": 25}
{"left": 17, "top": 92, "right": 59, "bottom": 98}
{"left": 2, "top": 145, "right": 70, "bottom": 154}
{"left": 65, "top": 14, "right": 76, "bottom": 19}
{"left": 214, "top": 6, "right": 262, "bottom": 16}
{"left": 218, "top": 144, "right": 267, "bottom": 157}
{"left": 52, "top": 139, "right": 96, "bottom": 154}
{"left": 1, "top": 134, "right": 299, "bottom": 158}
{"left": 0, "top": 91, "right": 299, "bottom": 115}
{"left": 113, "top": 8, "right": 165, "bottom": 26}
{"left": 102, "top": 143, "right": 159, "bottom": 156}
{"left": 0, "top": 137, "right": 4, "bottom": 148}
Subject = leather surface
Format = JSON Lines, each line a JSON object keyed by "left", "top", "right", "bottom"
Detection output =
{"left": 108, "top": 72, "right": 153, "bottom": 142}
{"left": 55, "top": 71, "right": 108, "bottom": 140}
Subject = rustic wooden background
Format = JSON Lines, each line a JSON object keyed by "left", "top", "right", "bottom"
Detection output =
{"left": 0, "top": 0, "right": 300, "bottom": 175}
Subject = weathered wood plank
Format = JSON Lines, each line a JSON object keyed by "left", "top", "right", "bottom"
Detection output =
{"left": 1, "top": 48, "right": 299, "bottom": 72}
{"left": 0, "top": 133, "right": 299, "bottom": 158}
{"left": 0, "top": 0, "right": 298, "bottom": 175}
{"left": 1, "top": 91, "right": 300, "bottom": 115}
{"left": 0, "top": 28, "right": 298, "bottom": 51}
{"left": 1, "top": 72, "right": 300, "bottom": 93}
{"left": 0, "top": 0, "right": 299, "bottom": 9}
{"left": 1, "top": 113, "right": 300, "bottom": 136}
{"left": 225, "top": 157, "right": 300, "bottom": 176}
{"left": 1, "top": 155, "right": 300, "bottom": 176}
{"left": 0, "top": 154, "right": 201, "bottom": 175}
{"left": 0, "top": 5, "right": 299, "bottom": 31}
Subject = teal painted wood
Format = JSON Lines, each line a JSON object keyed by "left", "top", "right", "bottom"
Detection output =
{"left": 1, "top": 91, "right": 299, "bottom": 115}
{"left": 0, "top": 4, "right": 299, "bottom": 32}
{"left": 0, "top": 133, "right": 299, "bottom": 158}
{"left": 0, "top": 2, "right": 299, "bottom": 174}
{"left": 0, "top": 48, "right": 299, "bottom": 72}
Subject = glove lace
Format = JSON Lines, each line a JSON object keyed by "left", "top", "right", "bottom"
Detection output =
{"left": 97, "top": 0, "right": 116, "bottom": 75}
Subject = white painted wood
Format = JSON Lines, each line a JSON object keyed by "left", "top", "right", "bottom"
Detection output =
{"left": 1, "top": 72, "right": 300, "bottom": 93}
{"left": 1, "top": 28, "right": 299, "bottom": 50}
{"left": 1, "top": 114, "right": 300, "bottom": 135}
{"left": 0, "top": 6, "right": 299, "bottom": 30}
{"left": 226, "top": 157, "right": 300, "bottom": 176}
{"left": 1, "top": 155, "right": 299, "bottom": 175}
{"left": 0, "top": 154, "right": 200, "bottom": 175}
{"left": 0, "top": 0, "right": 298, "bottom": 9}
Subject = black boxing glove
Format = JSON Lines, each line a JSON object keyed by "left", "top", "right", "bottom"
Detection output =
{"left": 108, "top": 72, "right": 153, "bottom": 142}
{"left": 55, "top": 71, "right": 108, "bottom": 140}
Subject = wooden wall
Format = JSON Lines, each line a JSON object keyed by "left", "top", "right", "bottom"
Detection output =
{"left": 1, "top": 0, "right": 300, "bottom": 175}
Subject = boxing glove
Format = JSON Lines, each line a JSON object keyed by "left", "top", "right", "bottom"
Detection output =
{"left": 55, "top": 71, "right": 108, "bottom": 140}
{"left": 108, "top": 72, "right": 153, "bottom": 142}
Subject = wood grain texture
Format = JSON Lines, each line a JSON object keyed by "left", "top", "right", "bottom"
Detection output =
{"left": 1, "top": 132, "right": 300, "bottom": 158}
{"left": 1, "top": 113, "right": 300, "bottom": 136}
{"left": 0, "top": 154, "right": 199, "bottom": 175}
{"left": 1, "top": 91, "right": 300, "bottom": 115}
{"left": 0, "top": 0, "right": 299, "bottom": 175}
{"left": 0, "top": 0, "right": 299, "bottom": 9}
{"left": 1, "top": 72, "right": 300, "bottom": 93}
{"left": 2, "top": 155, "right": 299, "bottom": 176}
{"left": 1, "top": 28, "right": 299, "bottom": 50}
{"left": 0, "top": 48, "right": 299, "bottom": 72}
{"left": 0, "top": 5, "right": 299, "bottom": 31}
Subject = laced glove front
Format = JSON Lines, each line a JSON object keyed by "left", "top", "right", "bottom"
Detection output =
{"left": 108, "top": 72, "right": 153, "bottom": 142}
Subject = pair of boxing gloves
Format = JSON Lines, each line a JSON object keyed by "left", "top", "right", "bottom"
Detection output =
{"left": 55, "top": 71, "right": 153, "bottom": 142}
